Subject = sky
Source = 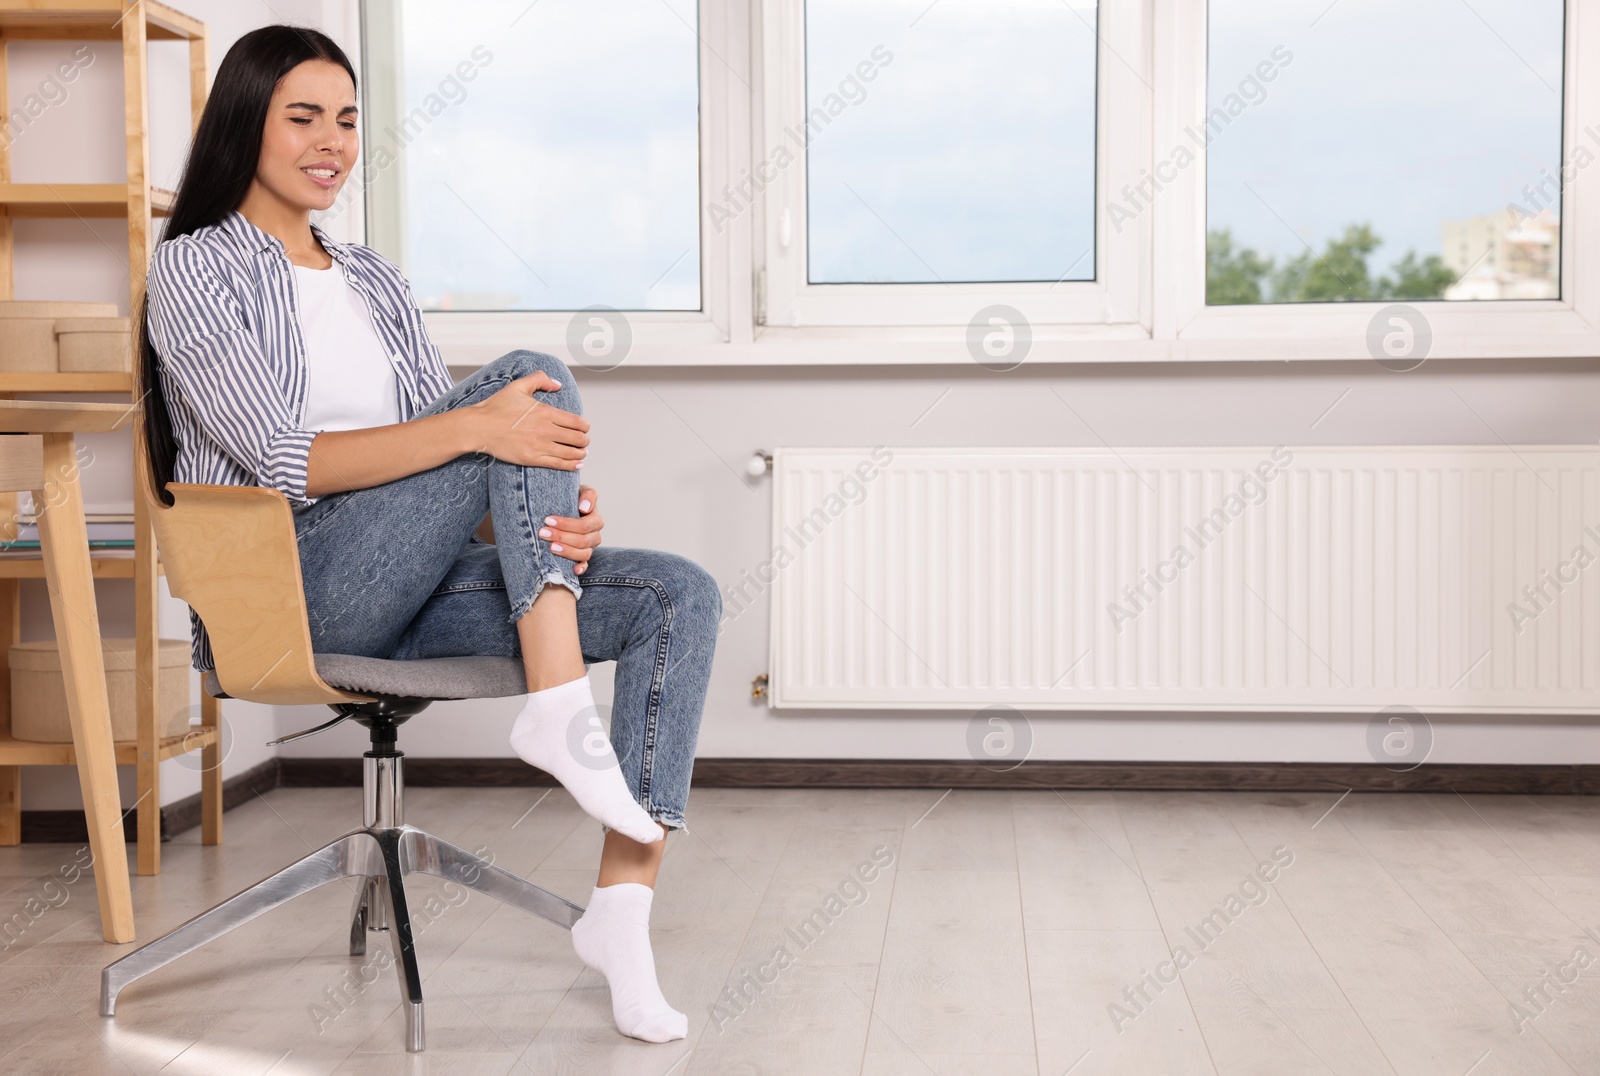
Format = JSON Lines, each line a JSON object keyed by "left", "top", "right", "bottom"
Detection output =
{"left": 804, "top": 0, "right": 1097, "bottom": 285}
{"left": 362, "top": 0, "right": 1565, "bottom": 310}
{"left": 1207, "top": 0, "right": 1564, "bottom": 280}
{"left": 372, "top": 0, "right": 701, "bottom": 312}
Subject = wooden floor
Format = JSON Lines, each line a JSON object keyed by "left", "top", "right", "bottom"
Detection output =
{"left": 2, "top": 785, "right": 1599, "bottom": 1074}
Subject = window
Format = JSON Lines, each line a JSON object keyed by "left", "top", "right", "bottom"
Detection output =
{"left": 360, "top": 0, "right": 701, "bottom": 312}
{"left": 352, "top": 0, "right": 1600, "bottom": 364}
{"left": 1205, "top": 0, "right": 1565, "bottom": 306}
{"left": 759, "top": 0, "right": 1145, "bottom": 330}
{"left": 802, "top": 0, "right": 1097, "bottom": 286}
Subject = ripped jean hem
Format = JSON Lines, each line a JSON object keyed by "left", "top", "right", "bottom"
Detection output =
{"left": 507, "top": 569, "right": 584, "bottom": 624}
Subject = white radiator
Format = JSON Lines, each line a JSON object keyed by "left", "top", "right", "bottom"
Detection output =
{"left": 765, "top": 446, "right": 1600, "bottom": 713}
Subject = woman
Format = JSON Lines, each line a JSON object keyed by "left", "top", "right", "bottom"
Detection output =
{"left": 136, "top": 25, "right": 720, "bottom": 1045}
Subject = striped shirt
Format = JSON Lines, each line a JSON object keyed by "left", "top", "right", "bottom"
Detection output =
{"left": 146, "top": 209, "right": 458, "bottom": 672}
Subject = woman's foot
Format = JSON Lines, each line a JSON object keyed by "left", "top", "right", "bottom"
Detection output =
{"left": 509, "top": 676, "right": 663, "bottom": 844}
{"left": 570, "top": 882, "right": 687, "bottom": 1042}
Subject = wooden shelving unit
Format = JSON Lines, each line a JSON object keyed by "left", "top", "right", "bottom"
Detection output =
{"left": 0, "top": 1, "right": 215, "bottom": 875}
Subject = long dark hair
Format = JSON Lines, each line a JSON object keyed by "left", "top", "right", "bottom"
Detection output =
{"left": 136, "top": 25, "right": 356, "bottom": 506}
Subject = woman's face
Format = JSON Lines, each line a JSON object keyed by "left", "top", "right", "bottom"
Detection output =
{"left": 254, "top": 59, "right": 358, "bottom": 214}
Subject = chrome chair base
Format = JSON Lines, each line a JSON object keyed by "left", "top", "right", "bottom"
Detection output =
{"left": 99, "top": 701, "right": 583, "bottom": 1053}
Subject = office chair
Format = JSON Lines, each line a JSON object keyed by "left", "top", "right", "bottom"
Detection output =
{"left": 99, "top": 476, "right": 585, "bottom": 1053}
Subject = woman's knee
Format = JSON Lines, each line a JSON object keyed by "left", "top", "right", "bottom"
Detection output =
{"left": 591, "top": 547, "right": 722, "bottom": 623}
{"left": 495, "top": 350, "right": 582, "bottom": 415}
{"left": 655, "top": 552, "right": 723, "bottom": 625}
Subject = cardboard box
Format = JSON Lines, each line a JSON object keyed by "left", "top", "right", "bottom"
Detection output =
{"left": 10, "top": 637, "right": 191, "bottom": 743}
{"left": 56, "top": 317, "right": 133, "bottom": 373}
{"left": 0, "top": 301, "right": 119, "bottom": 373}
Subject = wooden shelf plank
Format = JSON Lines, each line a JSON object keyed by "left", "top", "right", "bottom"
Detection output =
{"left": 0, "top": 554, "right": 162, "bottom": 578}
{"left": 155, "top": 727, "right": 213, "bottom": 762}
{"left": 0, "top": 726, "right": 215, "bottom": 766}
{"left": 0, "top": 398, "right": 139, "bottom": 433}
{"left": 0, "top": 1, "right": 203, "bottom": 41}
{"left": 0, "top": 734, "right": 73, "bottom": 765}
{"left": 0, "top": 372, "right": 133, "bottom": 392}
{"left": 0, "top": 183, "right": 175, "bottom": 218}
{"left": 141, "top": 0, "right": 202, "bottom": 40}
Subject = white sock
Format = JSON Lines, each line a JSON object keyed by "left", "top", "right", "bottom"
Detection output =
{"left": 570, "top": 882, "right": 687, "bottom": 1043}
{"left": 508, "top": 676, "right": 662, "bottom": 844}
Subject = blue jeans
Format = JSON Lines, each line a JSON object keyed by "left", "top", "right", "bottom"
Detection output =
{"left": 291, "top": 350, "right": 721, "bottom": 832}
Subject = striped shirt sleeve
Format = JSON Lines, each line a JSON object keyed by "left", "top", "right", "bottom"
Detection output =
{"left": 147, "top": 240, "right": 319, "bottom": 506}
{"left": 413, "top": 315, "right": 458, "bottom": 405}
{"left": 372, "top": 251, "right": 457, "bottom": 404}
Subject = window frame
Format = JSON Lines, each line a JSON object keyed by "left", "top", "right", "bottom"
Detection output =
{"left": 352, "top": 0, "right": 1600, "bottom": 366}
{"left": 757, "top": 0, "right": 1148, "bottom": 331}
{"left": 355, "top": 0, "right": 745, "bottom": 366}
{"left": 1157, "top": 0, "right": 1598, "bottom": 362}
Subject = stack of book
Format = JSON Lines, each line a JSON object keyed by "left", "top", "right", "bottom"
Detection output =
{"left": 0, "top": 512, "right": 136, "bottom": 555}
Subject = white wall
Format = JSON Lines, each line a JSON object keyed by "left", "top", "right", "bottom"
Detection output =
{"left": 13, "top": 2, "right": 1600, "bottom": 812}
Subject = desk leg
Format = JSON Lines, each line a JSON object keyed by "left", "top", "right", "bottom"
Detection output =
{"left": 133, "top": 489, "right": 160, "bottom": 874}
{"left": 0, "top": 766, "right": 18, "bottom": 846}
{"left": 201, "top": 692, "right": 221, "bottom": 845}
{"left": 0, "top": 536, "right": 20, "bottom": 846}
{"left": 35, "top": 432, "right": 135, "bottom": 944}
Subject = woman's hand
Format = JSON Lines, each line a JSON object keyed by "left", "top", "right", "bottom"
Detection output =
{"left": 539, "top": 485, "right": 605, "bottom": 575}
{"left": 465, "top": 370, "right": 589, "bottom": 469}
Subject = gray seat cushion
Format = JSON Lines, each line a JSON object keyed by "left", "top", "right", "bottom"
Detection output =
{"left": 203, "top": 653, "right": 527, "bottom": 701}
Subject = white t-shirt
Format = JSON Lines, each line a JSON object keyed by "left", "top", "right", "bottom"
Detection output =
{"left": 293, "top": 262, "right": 401, "bottom": 433}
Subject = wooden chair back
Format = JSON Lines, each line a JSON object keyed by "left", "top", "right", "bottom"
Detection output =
{"left": 132, "top": 424, "right": 371, "bottom": 705}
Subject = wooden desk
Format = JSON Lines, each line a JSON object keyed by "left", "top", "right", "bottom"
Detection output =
{"left": 0, "top": 399, "right": 138, "bottom": 943}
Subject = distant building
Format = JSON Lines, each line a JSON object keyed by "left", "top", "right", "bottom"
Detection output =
{"left": 1440, "top": 209, "right": 1559, "bottom": 300}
